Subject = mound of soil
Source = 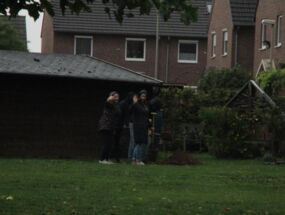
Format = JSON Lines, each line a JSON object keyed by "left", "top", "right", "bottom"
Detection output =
{"left": 159, "top": 151, "right": 201, "bottom": 165}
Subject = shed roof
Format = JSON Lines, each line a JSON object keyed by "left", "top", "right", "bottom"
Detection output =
{"left": 52, "top": 0, "right": 211, "bottom": 38}
{"left": 0, "top": 50, "right": 162, "bottom": 84}
{"left": 230, "top": 0, "right": 259, "bottom": 26}
{"left": 0, "top": 15, "right": 27, "bottom": 42}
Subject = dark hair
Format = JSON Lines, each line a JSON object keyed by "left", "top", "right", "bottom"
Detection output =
{"left": 138, "top": 89, "right": 147, "bottom": 96}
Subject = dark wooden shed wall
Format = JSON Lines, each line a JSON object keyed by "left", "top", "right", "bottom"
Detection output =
{"left": 0, "top": 74, "right": 151, "bottom": 158}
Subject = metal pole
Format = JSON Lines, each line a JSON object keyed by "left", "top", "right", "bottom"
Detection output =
{"left": 270, "top": 24, "right": 274, "bottom": 69}
{"left": 154, "top": 10, "right": 160, "bottom": 79}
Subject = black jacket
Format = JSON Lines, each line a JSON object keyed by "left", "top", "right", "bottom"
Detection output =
{"left": 98, "top": 101, "right": 121, "bottom": 132}
{"left": 130, "top": 101, "right": 150, "bottom": 144}
{"left": 118, "top": 95, "right": 133, "bottom": 128}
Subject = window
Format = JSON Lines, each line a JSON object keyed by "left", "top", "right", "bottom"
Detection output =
{"left": 222, "top": 30, "right": 228, "bottom": 56}
{"left": 125, "top": 38, "right": 146, "bottom": 61}
{"left": 275, "top": 16, "right": 283, "bottom": 47}
{"left": 178, "top": 40, "right": 198, "bottom": 63}
{"left": 211, "top": 32, "right": 217, "bottom": 57}
{"left": 74, "top": 36, "right": 93, "bottom": 56}
{"left": 260, "top": 21, "right": 267, "bottom": 49}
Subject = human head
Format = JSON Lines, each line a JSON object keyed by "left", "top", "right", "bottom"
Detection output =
{"left": 138, "top": 89, "right": 147, "bottom": 102}
{"left": 109, "top": 91, "right": 120, "bottom": 103}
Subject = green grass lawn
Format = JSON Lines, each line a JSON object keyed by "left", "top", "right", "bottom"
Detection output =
{"left": 0, "top": 154, "right": 285, "bottom": 215}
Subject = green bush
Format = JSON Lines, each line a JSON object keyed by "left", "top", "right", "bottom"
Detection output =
{"left": 199, "top": 67, "right": 250, "bottom": 93}
{"left": 199, "top": 107, "right": 263, "bottom": 158}
{"left": 160, "top": 88, "right": 202, "bottom": 151}
{"left": 0, "top": 21, "right": 27, "bottom": 51}
{"left": 198, "top": 67, "right": 250, "bottom": 106}
{"left": 257, "top": 69, "right": 285, "bottom": 96}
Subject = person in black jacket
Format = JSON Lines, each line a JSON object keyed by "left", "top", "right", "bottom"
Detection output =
{"left": 130, "top": 90, "right": 150, "bottom": 165}
{"left": 113, "top": 92, "right": 135, "bottom": 163}
{"left": 98, "top": 91, "right": 121, "bottom": 164}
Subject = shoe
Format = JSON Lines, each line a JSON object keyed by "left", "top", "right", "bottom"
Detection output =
{"left": 131, "top": 161, "right": 137, "bottom": 165}
{"left": 137, "top": 161, "right": 145, "bottom": 166}
{"left": 99, "top": 160, "right": 109, "bottom": 164}
{"left": 99, "top": 160, "right": 114, "bottom": 165}
{"left": 106, "top": 160, "right": 114, "bottom": 164}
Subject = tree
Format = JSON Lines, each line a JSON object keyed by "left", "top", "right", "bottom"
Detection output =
{"left": 0, "top": 21, "right": 27, "bottom": 51}
{"left": 0, "top": 0, "right": 197, "bottom": 24}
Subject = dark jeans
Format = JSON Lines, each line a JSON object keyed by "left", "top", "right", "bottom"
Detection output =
{"left": 100, "top": 130, "right": 115, "bottom": 161}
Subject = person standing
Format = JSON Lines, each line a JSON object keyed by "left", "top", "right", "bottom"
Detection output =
{"left": 98, "top": 91, "right": 121, "bottom": 164}
{"left": 131, "top": 90, "right": 150, "bottom": 165}
{"left": 113, "top": 92, "right": 135, "bottom": 163}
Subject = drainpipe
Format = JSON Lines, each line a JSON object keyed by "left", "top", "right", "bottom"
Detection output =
{"left": 154, "top": 10, "right": 160, "bottom": 79}
{"left": 270, "top": 24, "right": 274, "bottom": 69}
{"left": 234, "top": 28, "right": 238, "bottom": 66}
{"left": 165, "top": 36, "right": 170, "bottom": 83}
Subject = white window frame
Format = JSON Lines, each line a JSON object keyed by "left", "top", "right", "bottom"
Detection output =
{"left": 125, "top": 38, "right": 146, "bottom": 62}
{"left": 275, "top": 15, "right": 283, "bottom": 48}
{"left": 222, "top": 29, "right": 228, "bottom": 56}
{"left": 211, "top": 32, "right": 217, "bottom": 58}
{"left": 74, "top": 35, "right": 93, "bottom": 56}
{"left": 260, "top": 21, "right": 267, "bottom": 50}
{"left": 177, "top": 40, "right": 199, "bottom": 64}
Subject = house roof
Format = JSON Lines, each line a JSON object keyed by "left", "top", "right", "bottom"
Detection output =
{"left": 0, "top": 50, "right": 162, "bottom": 85}
{"left": 230, "top": 0, "right": 259, "bottom": 26}
{"left": 0, "top": 16, "right": 27, "bottom": 42}
{"left": 52, "top": 0, "right": 211, "bottom": 38}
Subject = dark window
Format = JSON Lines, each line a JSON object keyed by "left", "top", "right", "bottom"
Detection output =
{"left": 178, "top": 41, "right": 198, "bottom": 63}
{"left": 261, "top": 22, "right": 267, "bottom": 49}
{"left": 75, "top": 37, "right": 92, "bottom": 56}
{"left": 211, "top": 33, "right": 216, "bottom": 57}
{"left": 126, "top": 39, "right": 145, "bottom": 61}
{"left": 222, "top": 31, "right": 228, "bottom": 55}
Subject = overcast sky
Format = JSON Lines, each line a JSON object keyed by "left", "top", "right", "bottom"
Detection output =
{"left": 19, "top": 11, "right": 43, "bottom": 53}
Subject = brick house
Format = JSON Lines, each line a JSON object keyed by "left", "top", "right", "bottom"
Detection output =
{"left": 253, "top": 0, "right": 285, "bottom": 77}
{"left": 207, "top": 0, "right": 258, "bottom": 75}
{"left": 41, "top": 0, "right": 212, "bottom": 86}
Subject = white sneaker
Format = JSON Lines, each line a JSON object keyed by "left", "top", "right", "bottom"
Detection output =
{"left": 137, "top": 161, "right": 145, "bottom": 166}
{"left": 99, "top": 160, "right": 109, "bottom": 164}
{"left": 106, "top": 160, "right": 114, "bottom": 165}
{"left": 99, "top": 160, "right": 114, "bottom": 165}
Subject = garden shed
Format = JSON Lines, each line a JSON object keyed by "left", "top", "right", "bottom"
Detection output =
{"left": 0, "top": 50, "right": 161, "bottom": 158}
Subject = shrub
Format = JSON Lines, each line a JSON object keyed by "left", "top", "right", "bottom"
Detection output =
{"left": 257, "top": 69, "right": 285, "bottom": 96}
{"left": 199, "top": 107, "right": 263, "bottom": 158}
{"left": 199, "top": 67, "right": 250, "bottom": 93}
{"left": 198, "top": 67, "right": 250, "bottom": 106}
{"left": 160, "top": 88, "right": 202, "bottom": 151}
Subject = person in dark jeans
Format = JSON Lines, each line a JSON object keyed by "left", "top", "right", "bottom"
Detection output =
{"left": 130, "top": 90, "right": 150, "bottom": 165}
{"left": 98, "top": 91, "right": 121, "bottom": 164}
{"left": 113, "top": 92, "right": 135, "bottom": 163}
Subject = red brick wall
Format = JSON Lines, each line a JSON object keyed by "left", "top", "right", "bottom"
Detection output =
{"left": 207, "top": 0, "right": 234, "bottom": 69}
{"left": 41, "top": 12, "right": 54, "bottom": 53}
{"left": 254, "top": 0, "right": 285, "bottom": 77}
{"left": 48, "top": 32, "right": 207, "bottom": 86}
